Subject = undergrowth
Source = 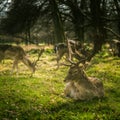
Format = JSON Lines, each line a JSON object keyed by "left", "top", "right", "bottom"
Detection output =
{"left": 0, "top": 45, "right": 120, "bottom": 120}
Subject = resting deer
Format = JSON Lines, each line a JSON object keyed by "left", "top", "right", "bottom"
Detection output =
{"left": 0, "top": 44, "right": 44, "bottom": 74}
{"left": 63, "top": 41, "right": 104, "bottom": 100}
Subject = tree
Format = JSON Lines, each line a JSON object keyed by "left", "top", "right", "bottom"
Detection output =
{"left": 0, "top": 0, "right": 120, "bottom": 53}
{"left": 0, "top": 0, "right": 47, "bottom": 44}
{"left": 49, "top": 0, "right": 65, "bottom": 43}
{"left": 61, "top": 0, "right": 86, "bottom": 41}
{"left": 89, "top": 0, "right": 107, "bottom": 58}
{"left": 114, "top": 0, "right": 120, "bottom": 34}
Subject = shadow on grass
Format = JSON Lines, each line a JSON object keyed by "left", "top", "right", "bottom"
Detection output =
{"left": 0, "top": 85, "right": 120, "bottom": 120}
{"left": 16, "top": 97, "right": 120, "bottom": 120}
{"left": 0, "top": 69, "right": 34, "bottom": 78}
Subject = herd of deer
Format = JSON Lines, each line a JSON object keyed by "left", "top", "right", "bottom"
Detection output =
{"left": 0, "top": 40, "right": 104, "bottom": 100}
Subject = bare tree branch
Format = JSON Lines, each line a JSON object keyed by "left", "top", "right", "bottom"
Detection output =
{"left": 104, "top": 26, "right": 120, "bottom": 39}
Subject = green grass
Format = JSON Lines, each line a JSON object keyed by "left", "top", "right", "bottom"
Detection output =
{"left": 0, "top": 46, "right": 120, "bottom": 120}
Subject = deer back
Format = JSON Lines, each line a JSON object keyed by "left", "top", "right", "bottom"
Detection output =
{"left": 0, "top": 45, "right": 26, "bottom": 60}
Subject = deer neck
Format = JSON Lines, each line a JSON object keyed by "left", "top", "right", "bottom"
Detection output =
{"left": 22, "top": 56, "right": 35, "bottom": 73}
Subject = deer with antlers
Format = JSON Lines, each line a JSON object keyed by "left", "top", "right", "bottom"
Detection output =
{"left": 0, "top": 44, "right": 44, "bottom": 74}
{"left": 63, "top": 40, "right": 104, "bottom": 100}
{"left": 54, "top": 39, "right": 86, "bottom": 69}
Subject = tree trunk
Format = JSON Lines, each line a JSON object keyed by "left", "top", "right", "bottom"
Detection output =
{"left": 49, "top": 0, "right": 65, "bottom": 43}
{"left": 65, "top": 0, "right": 85, "bottom": 41}
{"left": 90, "top": 0, "right": 106, "bottom": 58}
{"left": 114, "top": 0, "right": 120, "bottom": 34}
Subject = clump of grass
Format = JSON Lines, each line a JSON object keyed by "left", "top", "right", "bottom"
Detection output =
{"left": 0, "top": 45, "right": 120, "bottom": 120}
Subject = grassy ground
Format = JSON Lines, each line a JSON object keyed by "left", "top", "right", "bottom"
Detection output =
{"left": 0, "top": 45, "right": 120, "bottom": 120}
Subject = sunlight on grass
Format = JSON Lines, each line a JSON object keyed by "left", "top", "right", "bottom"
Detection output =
{"left": 0, "top": 45, "right": 120, "bottom": 120}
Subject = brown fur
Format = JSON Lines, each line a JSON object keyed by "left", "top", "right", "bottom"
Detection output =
{"left": 0, "top": 45, "right": 35, "bottom": 73}
{"left": 54, "top": 40, "right": 83, "bottom": 68}
{"left": 64, "top": 65, "right": 104, "bottom": 100}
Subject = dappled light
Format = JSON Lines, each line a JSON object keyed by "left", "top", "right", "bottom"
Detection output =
{"left": 0, "top": 45, "right": 120, "bottom": 119}
{"left": 0, "top": 0, "right": 120, "bottom": 119}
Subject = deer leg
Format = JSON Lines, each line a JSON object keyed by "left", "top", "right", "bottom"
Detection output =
{"left": 56, "top": 52, "right": 65, "bottom": 69}
{"left": 12, "top": 60, "right": 18, "bottom": 74}
{"left": 56, "top": 57, "right": 60, "bottom": 69}
{"left": 0, "top": 54, "right": 4, "bottom": 64}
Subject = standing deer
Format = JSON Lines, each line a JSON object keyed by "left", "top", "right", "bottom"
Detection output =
{"left": 54, "top": 43, "right": 68, "bottom": 68}
{"left": 54, "top": 40, "right": 85, "bottom": 69}
{"left": 0, "top": 44, "right": 44, "bottom": 74}
{"left": 63, "top": 41, "right": 104, "bottom": 100}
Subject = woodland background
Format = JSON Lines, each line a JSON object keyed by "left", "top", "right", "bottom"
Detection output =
{"left": 0, "top": 0, "right": 120, "bottom": 120}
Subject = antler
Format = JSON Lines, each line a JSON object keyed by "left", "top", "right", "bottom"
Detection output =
{"left": 67, "top": 39, "right": 87, "bottom": 65}
{"left": 33, "top": 48, "right": 44, "bottom": 66}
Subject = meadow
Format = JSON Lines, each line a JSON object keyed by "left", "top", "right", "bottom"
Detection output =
{"left": 0, "top": 44, "right": 120, "bottom": 120}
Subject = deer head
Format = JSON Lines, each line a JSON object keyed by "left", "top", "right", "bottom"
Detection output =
{"left": 22, "top": 56, "right": 36, "bottom": 73}
{"left": 23, "top": 48, "right": 44, "bottom": 74}
{"left": 64, "top": 59, "right": 88, "bottom": 83}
